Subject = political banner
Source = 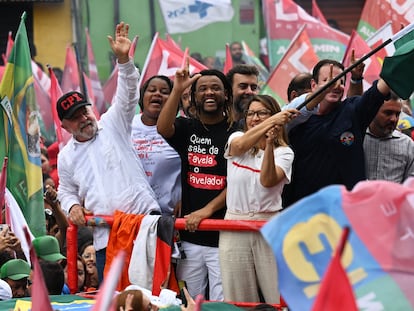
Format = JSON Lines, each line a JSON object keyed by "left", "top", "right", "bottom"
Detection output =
{"left": 262, "top": 179, "right": 414, "bottom": 311}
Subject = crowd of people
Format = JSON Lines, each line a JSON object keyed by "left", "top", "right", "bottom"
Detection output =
{"left": 0, "top": 19, "right": 413, "bottom": 311}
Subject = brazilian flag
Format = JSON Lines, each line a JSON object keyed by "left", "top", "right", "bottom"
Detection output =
{"left": 0, "top": 12, "right": 45, "bottom": 236}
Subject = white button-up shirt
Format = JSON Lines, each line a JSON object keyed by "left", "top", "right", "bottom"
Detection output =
{"left": 58, "top": 60, "right": 161, "bottom": 250}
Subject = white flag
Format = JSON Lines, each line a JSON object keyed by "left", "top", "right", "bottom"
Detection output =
{"left": 158, "top": 0, "right": 234, "bottom": 34}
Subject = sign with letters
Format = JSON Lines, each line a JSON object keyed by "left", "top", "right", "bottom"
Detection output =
{"left": 262, "top": 179, "right": 414, "bottom": 311}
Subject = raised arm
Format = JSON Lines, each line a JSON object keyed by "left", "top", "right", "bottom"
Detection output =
{"left": 157, "top": 58, "right": 200, "bottom": 138}
{"left": 229, "top": 109, "right": 297, "bottom": 156}
{"left": 107, "top": 22, "right": 131, "bottom": 64}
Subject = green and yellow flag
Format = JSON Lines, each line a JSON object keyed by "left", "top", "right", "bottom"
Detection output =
{"left": 0, "top": 12, "right": 45, "bottom": 236}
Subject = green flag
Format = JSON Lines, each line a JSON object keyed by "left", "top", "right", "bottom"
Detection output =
{"left": 0, "top": 12, "right": 45, "bottom": 236}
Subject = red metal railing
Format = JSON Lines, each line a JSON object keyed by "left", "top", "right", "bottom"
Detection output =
{"left": 66, "top": 216, "right": 286, "bottom": 309}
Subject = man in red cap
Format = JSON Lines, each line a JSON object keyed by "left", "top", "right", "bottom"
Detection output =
{"left": 56, "top": 22, "right": 161, "bottom": 284}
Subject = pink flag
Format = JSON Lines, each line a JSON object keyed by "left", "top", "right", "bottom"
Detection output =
{"left": 139, "top": 33, "right": 207, "bottom": 89}
{"left": 312, "top": 0, "right": 328, "bottom": 25}
{"left": 85, "top": 28, "right": 106, "bottom": 114}
{"left": 103, "top": 35, "right": 138, "bottom": 105}
{"left": 92, "top": 251, "right": 126, "bottom": 311}
{"left": 1, "top": 31, "right": 14, "bottom": 64}
{"left": 311, "top": 227, "right": 358, "bottom": 311}
{"left": 261, "top": 26, "right": 319, "bottom": 105}
{"left": 23, "top": 227, "right": 53, "bottom": 311}
{"left": 83, "top": 72, "right": 101, "bottom": 120}
{"left": 31, "top": 61, "right": 53, "bottom": 135}
{"left": 342, "top": 30, "right": 382, "bottom": 93}
{"left": 48, "top": 65, "right": 71, "bottom": 148}
{"left": 263, "top": 0, "right": 349, "bottom": 67}
{"left": 165, "top": 33, "right": 181, "bottom": 50}
{"left": 61, "top": 45, "right": 80, "bottom": 94}
{"left": 222, "top": 43, "right": 233, "bottom": 74}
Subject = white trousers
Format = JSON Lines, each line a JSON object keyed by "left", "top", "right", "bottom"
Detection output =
{"left": 175, "top": 241, "right": 223, "bottom": 301}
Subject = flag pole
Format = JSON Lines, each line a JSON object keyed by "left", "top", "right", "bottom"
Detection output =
{"left": 296, "top": 22, "right": 414, "bottom": 110}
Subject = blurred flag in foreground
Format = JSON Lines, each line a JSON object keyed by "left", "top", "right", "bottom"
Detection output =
{"left": 262, "top": 179, "right": 414, "bottom": 311}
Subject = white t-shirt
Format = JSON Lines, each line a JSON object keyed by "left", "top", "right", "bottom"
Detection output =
{"left": 131, "top": 115, "right": 181, "bottom": 215}
{"left": 225, "top": 131, "right": 294, "bottom": 214}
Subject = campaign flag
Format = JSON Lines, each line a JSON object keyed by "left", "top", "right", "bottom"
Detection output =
{"left": 1, "top": 31, "right": 14, "bottom": 65}
{"left": 342, "top": 30, "right": 382, "bottom": 93}
{"left": 311, "top": 227, "right": 358, "bottom": 311}
{"left": 398, "top": 111, "right": 414, "bottom": 131}
{"left": 31, "top": 61, "right": 55, "bottom": 142}
{"left": 311, "top": 0, "right": 328, "bottom": 25}
{"left": 357, "top": 0, "right": 414, "bottom": 40}
{"left": 222, "top": 43, "right": 233, "bottom": 74}
{"left": 158, "top": 0, "right": 234, "bottom": 34}
{"left": 241, "top": 40, "right": 269, "bottom": 88}
{"left": 103, "top": 35, "right": 138, "bottom": 105}
{"left": 261, "top": 26, "right": 319, "bottom": 106}
{"left": 261, "top": 179, "right": 414, "bottom": 311}
{"left": 5, "top": 188, "right": 35, "bottom": 265}
{"left": 262, "top": 0, "right": 349, "bottom": 67}
{"left": 85, "top": 28, "right": 106, "bottom": 114}
{"left": 165, "top": 33, "right": 181, "bottom": 50}
{"left": 139, "top": 32, "right": 207, "bottom": 89}
{"left": 0, "top": 12, "right": 46, "bottom": 237}
{"left": 365, "top": 21, "right": 395, "bottom": 65}
{"left": 61, "top": 45, "right": 80, "bottom": 94}
{"left": 48, "top": 66, "right": 71, "bottom": 148}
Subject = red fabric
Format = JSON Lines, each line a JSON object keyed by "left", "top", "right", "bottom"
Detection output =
{"left": 104, "top": 211, "right": 145, "bottom": 291}
{"left": 222, "top": 43, "right": 233, "bottom": 74}
{"left": 312, "top": 0, "right": 328, "bottom": 25}
{"left": 311, "top": 228, "right": 357, "bottom": 311}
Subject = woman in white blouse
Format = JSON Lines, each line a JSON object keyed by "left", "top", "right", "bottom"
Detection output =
{"left": 219, "top": 95, "right": 298, "bottom": 303}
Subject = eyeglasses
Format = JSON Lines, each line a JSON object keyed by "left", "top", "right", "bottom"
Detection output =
{"left": 245, "top": 109, "right": 271, "bottom": 119}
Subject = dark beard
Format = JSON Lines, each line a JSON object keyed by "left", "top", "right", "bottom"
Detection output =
{"left": 234, "top": 95, "right": 253, "bottom": 114}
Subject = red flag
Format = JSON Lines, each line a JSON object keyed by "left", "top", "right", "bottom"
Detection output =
{"left": 102, "top": 35, "right": 138, "bottom": 105}
{"left": 263, "top": 0, "right": 349, "bottom": 67}
{"left": 261, "top": 26, "right": 319, "bottom": 105}
{"left": 85, "top": 28, "right": 106, "bottom": 114}
{"left": 31, "top": 60, "right": 53, "bottom": 136}
{"left": 357, "top": 0, "right": 413, "bottom": 39}
{"left": 92, "top": 251, "right": 126, "bottom": 311}
{"left": 312, "top": 0, "right": 328, "bottom": 25}
{"left": 311, "top": 227, "right": 358, "bottom": 311}
{"left": 222, "top": 43, "right": 233, "bottom": 74}
{"left": 165, "top": 33, "right": 181, "bottom": 50}
{"left": 23, "top": 227, "right": 53, "bottom": 311}
{"left": 83, "top": 72, "right": 101, "bottom": 120}
{"left": 139, "top": 33, "right": 207, "bottom": 89}
{"left": 1, "top": 31, "right": 14, "bottom": 64}
{"left": 342, "top": 30, "right": 382, "bottom": 93}
{"left": 61, "top": 45, "right": 80, "bottom": 94}
{"left": 48, "top": 65, "right": 71, "bottom": 148}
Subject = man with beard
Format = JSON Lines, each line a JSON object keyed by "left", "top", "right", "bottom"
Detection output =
{"left": 157, "top": 62, "right": 235, "bottom": 301}
{"left": 283, "top": 59, "right": 393, "bottom": 207}
{"left": 229, "top": 41, "right": 245, "bottom": 66}
{"left": 57, "top": 22, "right": 161, "bottom": 284}
{"left": 226, "top": 64, "right": 259, "bottom": 128}
{"left": 363, "top": 92, "right": 414, "bottom": 183}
